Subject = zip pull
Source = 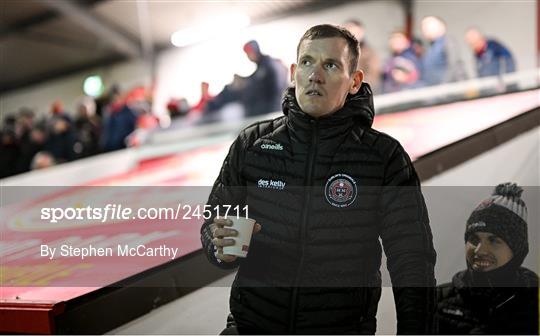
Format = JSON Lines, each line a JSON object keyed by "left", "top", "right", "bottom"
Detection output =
{"left": 495, "top": 294, "right": 515, "bottom": 309}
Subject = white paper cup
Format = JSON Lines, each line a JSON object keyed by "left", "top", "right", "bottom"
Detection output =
{"left": 222, "top": 217, "right": 256, "bottom": 258}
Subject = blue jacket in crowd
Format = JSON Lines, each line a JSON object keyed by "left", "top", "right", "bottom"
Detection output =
{"left": 382, "top": 47, "right": 422, "bottom": 93}
{"left": 421, "top": 36, "right": 466, "bottom": 86}
{"left": 242, "top": 55, "right": 288, "bottom": 117}
{"left": 475, "top": 39, "right": 516, "bottom": 77}
{"left": 101, "top": 104, "right": 137, "bottom": 151}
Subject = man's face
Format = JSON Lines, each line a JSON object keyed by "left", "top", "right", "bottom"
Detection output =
{"left": 245, "top": 50, "right": 258, "bottom": 63}
{"left": 465, "top": 30, "right": 485, "bottom": 53}
{"left": 291, "top": 37, "right": 362, "bottom": 119}
{"left": 389, "top": 33, "right": 409, "bottom": 53}
{"left": 421, "top": 17, "right": 444, "bottom": 42}
{"left": 77, "top": 105, "right": 89, "bottom": 118}
{"left": 465, "top": 232, "right": 513, "bottom": 272}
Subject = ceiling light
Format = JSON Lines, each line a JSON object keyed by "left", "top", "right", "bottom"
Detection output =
{"left": 83, "top": 75, "right": 104, "bottom": 97}
{"left": 171, "top": 13, "right": 250, "bottom": 47}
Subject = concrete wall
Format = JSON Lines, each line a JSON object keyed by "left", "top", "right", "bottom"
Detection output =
{"left": 424, "top": 127, "right": 540, "bottom": 187}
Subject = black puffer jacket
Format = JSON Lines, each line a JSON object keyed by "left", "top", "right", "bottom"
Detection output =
{"left": 201, "top": 83, "right": 436, "bottom": 334}
{"left": 435, "top": 267, "right": 539, "bottom": 335}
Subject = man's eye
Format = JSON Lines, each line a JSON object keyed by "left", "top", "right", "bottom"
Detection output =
{"left": 325, "top": 63, "right": 337, "bottom": 70}
{"left": 467, "top": 237, "right": 479, "bottom": 245}
{"left": 490, "top": 237, "right": 502, "bottom": 244}
{"left": 301, "top": 60, "right": 311, "bottom": 66}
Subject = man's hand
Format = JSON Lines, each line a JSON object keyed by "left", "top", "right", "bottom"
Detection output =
{"left": 210, "top": 217, "right": 261, "bottom": 262}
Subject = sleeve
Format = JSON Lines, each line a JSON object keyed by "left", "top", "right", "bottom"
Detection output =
{"left": 378, "top": 142, "right": 437, "bottom": 334}
{"left": 434, "top": 284, "right": 484, "bottom": 335}
{"left": 494, "top": 41, "right": 516, "bottom": 74}
{"left": 200, "top": 131, "right": 248, "bottom": 270}
{"left": 250, "top": 58, "right": 277, "bottom": 98}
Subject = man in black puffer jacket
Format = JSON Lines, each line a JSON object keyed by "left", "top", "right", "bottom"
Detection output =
{"left": 201, "top": 24, "right": 436, "bottom": 334}
{"left": 435, "top": 183, "right": 539, "bottom": 334}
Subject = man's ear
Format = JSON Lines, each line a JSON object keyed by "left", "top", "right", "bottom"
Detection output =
{"left": 349, "top": 69, "right": 364, "bottom": 95}
{"left": 290, "top": 63, "right": 297, "bottom": 84}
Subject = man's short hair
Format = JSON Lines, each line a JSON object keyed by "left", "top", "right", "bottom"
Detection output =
{"left": 296, "top": 24, "right": 360, "bottom": 75}
{"left": 390, "top": 30, "right": 408, "bottom": 39}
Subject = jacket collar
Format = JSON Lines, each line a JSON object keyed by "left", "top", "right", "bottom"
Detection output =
{"left": 282, "top": 82, "right": 375, "bottom": 131}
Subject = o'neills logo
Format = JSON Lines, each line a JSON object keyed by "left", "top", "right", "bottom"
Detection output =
{"left": 260, "top": 143, "right": 283, "bottom": 151}
{"left": 325, "top": 173, "right": 357, "bottom": 208}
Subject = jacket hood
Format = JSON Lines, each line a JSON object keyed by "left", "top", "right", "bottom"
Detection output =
{"left": 282, "top": 82, "right": 375, "bottom": 128}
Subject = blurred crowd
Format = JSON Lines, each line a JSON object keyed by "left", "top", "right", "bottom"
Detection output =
{"left": 166, "top": 40, "right": 289, "bottom": 126}
{"left": 0, "top": 85, "right": 156, "bottom": 178}
{"left": 0, "top": 16, "right": 518, "bottom": 179}
{"left": 345, "top": 16, "right": 516, "bottom": 94}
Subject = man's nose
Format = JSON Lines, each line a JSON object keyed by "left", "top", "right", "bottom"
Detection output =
{"left": 308, "top": 67, "right": 324, "bottom": 84}
{"left": 474, "top": 242, "right": 486, "bottom": 254}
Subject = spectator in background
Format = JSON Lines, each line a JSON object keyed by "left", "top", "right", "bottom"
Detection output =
{"left": 74, "top": 96, "right": 101, "bottom": 158}
{"left": 15, "top": 108, "right": 34, "bottom": 144}
{"left": 0, "top": 121, "right": 19, "bottom": 178}
{"left": 31, "top": 151, "right": 56, "bottom": 170}
{"left": 464, "top": 28, "right": 516, "bottom": 78}
{"left": 411, "top": 37, "right": 425, "bottom": 60}
{"left": 240, "top": 40, "right": 288, "bottom": 117}
{"left": 173, "top": 82, "right": 216, "bottom": 124}
{"left": 420, "top": 16, "right": 466, "bottom": 86}
{"left": 13, "top": 108, "right": 35, "bottom": 173}
{"left": 344, "top": 19, "right": 381, "bottom": 93}
{"left": 435, "top": 183, "right": 538, "bottom": 334}
{"left": 190, "top": 82, "right": 214, "bottom": 115}
{"left": 167, "top": 98, "right": 190, "bottom": 119}
{"left": 49, "top": 100, "right": 73, "bottom": 123}
{"left": 204, "top": 74, "right": 246, "bottom": 117}
{"left": 16, "top": 107, "right": 47, "bottom": 174}
{"left": 382, "top": 31, "right": 421, "bottom": 93}
{"left": 2, "top": 114, "right": 17, "bottom": 131}
{"left": 45, "top": 100, "right": 76, "bottom": 163}
{"left": 95, "top": 84, "right": 120, "bottom": 118}
{"left": 126, "top": 100, "right": 158, "bottom": 147}
{"left": 16, "top": 122, "right": 47, "bottom": 174}
{"left": 204, "top": 41, "right": 287, "bottom": 120}
{"left": 101, "top": 90, "right": 137, "bottom": 152}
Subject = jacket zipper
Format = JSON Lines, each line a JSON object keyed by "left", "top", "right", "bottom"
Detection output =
{"left": 288, "top": 119, "right": 319, "bottom": 333}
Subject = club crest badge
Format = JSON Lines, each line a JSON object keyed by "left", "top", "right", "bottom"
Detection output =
{"left": 325, "top": 173, "right": 357, "bottom": 208}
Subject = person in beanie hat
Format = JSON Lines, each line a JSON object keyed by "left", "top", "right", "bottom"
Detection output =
{"left": 434, "top": 183, "right": 538, "bottom": 335}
